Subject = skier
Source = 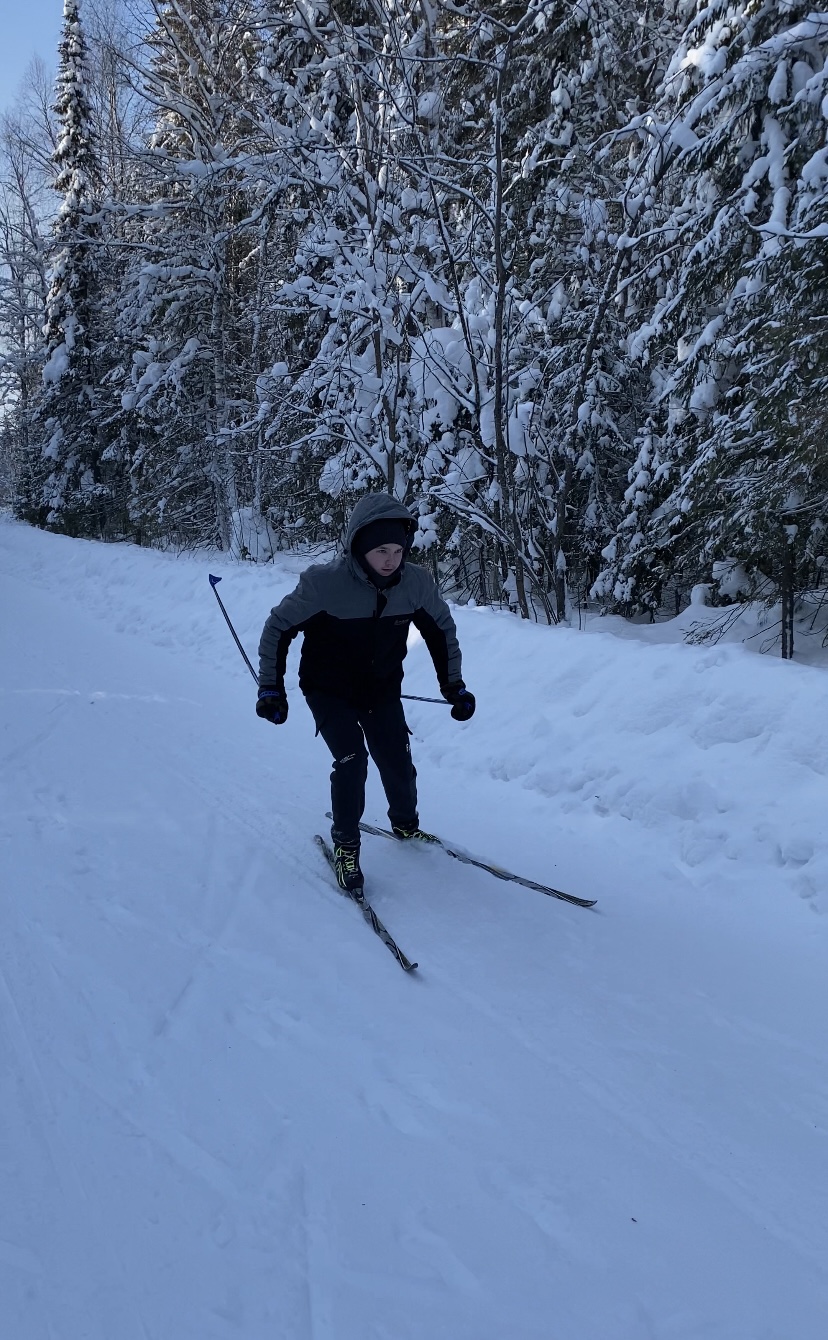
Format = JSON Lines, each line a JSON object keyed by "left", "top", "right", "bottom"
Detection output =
{"left": 256, "top": 494, "right": 475, "bottom": 892}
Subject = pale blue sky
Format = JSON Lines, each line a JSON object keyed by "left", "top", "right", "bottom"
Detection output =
{"left": 1, "top": 0, "right": 63, "bottom": 110}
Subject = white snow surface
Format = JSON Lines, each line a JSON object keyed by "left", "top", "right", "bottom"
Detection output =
{"left": 2, "top": 518, "right": 828, "bottom": 1340}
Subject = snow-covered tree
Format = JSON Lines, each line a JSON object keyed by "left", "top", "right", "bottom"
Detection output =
{"left": 113, "top": 0, "right": 272, "bottom": 550}
{"left": 398, "top": 0, "right": 653, "bottom": 619}
{"left": 252, "top": 0, "right": 457, "bottom": 554}
{"left": 9, "top": 0, "right": 826, "bottom": 647}
{"left": 36, "top": 0, "right": 108, "bottom": 535}
{"left": 596, "top": 3, "right": 828, "bottom": 654}
{"left": 0, "top": 74, "right": 54, "bottom": 520}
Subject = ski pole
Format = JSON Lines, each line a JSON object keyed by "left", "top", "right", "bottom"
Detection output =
{"left": 208, "top": 574, "right": 259, "bottom": 683}
{"left": 208, "top": 574, "right": 451, "bottom": 703}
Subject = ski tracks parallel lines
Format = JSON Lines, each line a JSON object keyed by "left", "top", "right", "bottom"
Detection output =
{"left": 0, "top": 955, "right": 155, "bottom": 1340}
{"left": 435, "top": 965, "right": 827, "bottom": 1273}
{"left": 164, "top": 758, "right": 316, "bottom": 887}
{"left": 151, "top": 845, "right": 263, "bottom": 1043}
{"left": 0, "top": 697, "right": 69, "bottom": 770}
{"left": 299, "top": 1166, "right": 337, "bottom": 1340}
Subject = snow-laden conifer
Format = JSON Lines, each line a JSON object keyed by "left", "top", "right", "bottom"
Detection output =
{"left": 254, "top": 0, "right": 457, "bottom": 563}
{"left": 37, "top": 0, "right": 108, "bottom": 535}
{"left": 404, "top": 0, "right": 652, "bottom": 618}
{"left": 0, "top": 75, "right": 54, "bottom": 520}
{"left": 115, "top": 0, "right": 272, "bottom": 551}
{"left": 596, "top": 3, "right": 828, "bottom": 653}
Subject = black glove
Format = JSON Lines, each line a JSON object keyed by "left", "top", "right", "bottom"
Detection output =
{"left": 442, "top": 683, "right": 476, "bottom": 722}
{"left": 256, "top": 684, "right": 288, "bottom": 725}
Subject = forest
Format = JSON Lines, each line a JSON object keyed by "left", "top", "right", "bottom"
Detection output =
{"left": 1, "top": 0, "right": 827, "bottom": 648}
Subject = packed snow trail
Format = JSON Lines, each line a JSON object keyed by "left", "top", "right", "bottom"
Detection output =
{"left": 2, "top": 520, "right": 828, "bottom": 1340}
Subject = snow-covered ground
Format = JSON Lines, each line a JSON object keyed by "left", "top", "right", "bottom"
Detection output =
{"left": 2, "top": 517, "right": 827, "bottom": 1340}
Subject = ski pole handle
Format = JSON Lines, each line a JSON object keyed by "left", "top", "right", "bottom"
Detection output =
{"left": 208, "top": 574, "right": 259, "bottom": 682}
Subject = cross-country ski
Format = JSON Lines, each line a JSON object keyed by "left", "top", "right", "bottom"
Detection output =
{"left": 332, "top": 814, "right": 597, "bottom": 908}
{"left": 314, "top": 834, "right": 418, "bottom": 972}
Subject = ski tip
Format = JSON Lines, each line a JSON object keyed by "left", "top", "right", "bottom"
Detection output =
{"left": 208, "top": 573, "right": 221, "bottom": 587}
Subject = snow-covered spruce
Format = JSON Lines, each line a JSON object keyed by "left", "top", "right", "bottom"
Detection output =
{"left": 1, "top": 3, "right": 827, "bottom": 645}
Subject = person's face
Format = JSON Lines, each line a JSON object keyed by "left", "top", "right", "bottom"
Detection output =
{"left": 364, "top": 544, "right": 404, "bottom": 577}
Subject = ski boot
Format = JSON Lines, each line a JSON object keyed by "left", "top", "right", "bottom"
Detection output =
{"left": 391, "top": 823, "right": 440, "bottom": 844}
{"left": 333, "top": 840, "right": 364, "bottom": 892}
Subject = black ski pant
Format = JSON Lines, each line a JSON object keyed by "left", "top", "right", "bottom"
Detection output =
{"left": 304, "top": 691, "right": 418, "bottom": 845}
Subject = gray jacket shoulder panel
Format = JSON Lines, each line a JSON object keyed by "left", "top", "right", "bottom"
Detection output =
{"left": 257, "top": 561, "right": 335, "bottom": 683}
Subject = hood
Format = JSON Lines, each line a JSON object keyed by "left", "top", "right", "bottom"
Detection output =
{"left": 345, "top": 493, "right": 417, "bottom": 554}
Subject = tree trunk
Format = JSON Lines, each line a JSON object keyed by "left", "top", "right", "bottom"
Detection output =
{"left": 780, "top": 540, "right": 795, "bottom": 660}
{"left": 210, "top": 235, "right": 237, "bottom": 551}
{"left": 491, "top": 38, "right": 529, "bottom": 620}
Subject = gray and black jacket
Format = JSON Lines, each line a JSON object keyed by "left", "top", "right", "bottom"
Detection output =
{"left": 258, "top": 495, "right": 463, "bottom": 706}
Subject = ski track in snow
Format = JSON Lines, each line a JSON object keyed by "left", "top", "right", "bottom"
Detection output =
{"left": 2, "top": 518, "right": 828, "bottom": 1339}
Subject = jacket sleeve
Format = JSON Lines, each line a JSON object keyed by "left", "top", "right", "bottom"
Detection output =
{"left": 411, "top": 572, "right": 463, "bottom": 689}
{"left": 257, "top": 569, "right": 323, "bottom": 686}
